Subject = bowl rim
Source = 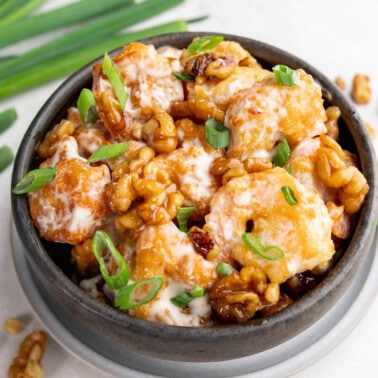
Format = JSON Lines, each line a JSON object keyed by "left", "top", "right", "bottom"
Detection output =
{"left": 11, "top": 31, "right": 378, "bottom": 344}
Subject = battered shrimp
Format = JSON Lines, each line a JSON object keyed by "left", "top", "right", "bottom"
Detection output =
{"left": 29, "top": 136, "right": 111, "bottom": 244}
{"left": 225, "top": 70, "right": 327, "bottom": 161}
{"left": 128, "top": 222, "right": 216, "bottom": 326}
{"left": 92, "top": 42, "right": 184, "bottom": 140}
{"left": 204, "top": 168, "right": 335, "bottom": 283}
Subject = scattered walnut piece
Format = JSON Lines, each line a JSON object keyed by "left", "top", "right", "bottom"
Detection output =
{"left": 352, "top": 74, "right": 372, "bottom": 104}
{"left": 3, "top": 318, "right": 24, "bottom": 335}
{"left": 8, "top": 330, "right": 47, "bottom": 378}
{"left": 334, "top": 76, "right": 346, "bottom": 91}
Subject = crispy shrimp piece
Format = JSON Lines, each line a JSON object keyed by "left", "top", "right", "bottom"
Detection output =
{"left": 29, "top": 136, "right": 111, "bottom": 244}
{"left": 225, "top": 70, "right": 327, "bottom": 161}
{"left": 160, "top": 143, "right": 222, "bottom": 217}
{"left": 204, "top": 168, "right": 335, "bottom": 283}
{"left": 92, "top": 42, "right": 184, "bottom": 140}
{"left": 128, "top": 222, "right": 216, "bottom": 326}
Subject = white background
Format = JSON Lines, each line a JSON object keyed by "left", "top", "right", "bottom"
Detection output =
{"left": 0, "top": 0, "right": 377, "bottom": 377}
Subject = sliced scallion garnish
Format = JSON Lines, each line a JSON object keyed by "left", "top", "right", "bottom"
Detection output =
{"left": 187, "top": 35, "right": 224, "bottom": 54}
{"left": 77, "top": 88, "right": 97, "bottom": 124}
{"left": 102, "top": 52, "right": 128, "bottom": 111}
{"left": 272, "top": 64, "right": 299, "bottom": 87}
{"left": 12, "top": 167, "right": 56, "bottom": 194}
{"left": 172, "top": 72, "right": 195, "bottom": 81}
{"left": 87, "top": 141, "right": 130, "bottom": 163}
{"left": 171, "top": 284, "right": 206, "bottom": 308}
{"left": 0, "top": 107, "right": 17, "bottom": 134}
{"left": 273, "top": 138, "right": 290, "bottom": 167}
{"left": 281, "top": 185, "right": 298, "bottom": 205}
{"left": 92, "top": 230, "right": 130, "bottom": 290}
{"left": 241, "top": 232, "right": 284, "bottom": 261}
{"left": 0, "top": 145, "right": 14, "bottom": 173}
{"left": 115, "top": 276, "right": 164, "bottom": 310}
{"left": 205, "top": 118, "right": 229, "bottom": 149}
{"left": 216, "top": 262, "right": 235, "bottom": 277}
{"left": 177, "top": 206, "right": 195, "bottom": 233}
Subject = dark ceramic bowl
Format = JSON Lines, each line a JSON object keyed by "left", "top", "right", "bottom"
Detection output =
{"left": 11, "top": 32, "right": 378, "bottom": 371}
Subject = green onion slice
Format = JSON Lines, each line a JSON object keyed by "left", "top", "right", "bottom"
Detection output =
{"left": 0, "top": 107, "right": 17, "bottom": 134}
{"left": 92, "top": 230, "right": 130, "bottom": 290}
{"left": 281, "top": 185, "right": 298, "bottom": 205}
{"left": 205, "top": 118, "right": 229, "bottom": 149}
{"left": 77, "top": 88, "right": 97, "bottom": 124}
{"left": 0, "top": 145, "right": 14, "bottom": 173}
{"left": 115, "top": 276, "right": 164, "bottom": 310}
{"left": 172, "top": 72, "right": 195, "bottom": 81}
{"left": 272, "top": 64, "right": 300, "bottom": 87}
{"left": 187, "top": 35, "right": 224, "bottom": 54}
{"left": 242, "top": 232, "right": 284, "bottom": 261}
{"left": 216, "top": 262, "right": 236, "bottom": 277}
{"left": 177, "top": 206, "right": 195, "bottom": 233}
{"left": 12, "top": 167, "right": 56, "bottom": 194}
{"left": 171, "top": 284, "right": 206, "bottom": 308}
{"left": 87, "top": 141, "right": 130, "bottom": 163}
{"left": 102, "top": 52, "right": 128, "bottom": 111}
{"left": 273, "top": 138, "right": 290, "bottom": 167}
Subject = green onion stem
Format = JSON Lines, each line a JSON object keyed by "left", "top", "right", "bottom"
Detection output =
{"left": 242, "top": 232, "right": 285, "bottom": 261}
{"left": 77, "top": 88, "right": 97, "bottom": 124}
{"left": 0, "top": 145, "right": 13, "bottom": 173}
{"left": 12, "top": 167, "right": 56, "bottom": 194}
{"left": 0, "top": 107, "right": 17, "bottom": 134}
{"left": 87, "top": 142, "right": 130, "bottom": 163}
{"left": 0, "top": 20, "right": 188, "bottom": 100}
{"left": 0, "top": 0, "right": 184, "bottom": 79}
{"left": 216, "top": 262, "right": 235, "bottom": 277}
{"left": 177, "top": 206, "right": 195, "bottom": 233}
{"left": 0, "top": 0, "right": 45, "bottom": 27}
{"left": 0, "top": 0, "right": 133, "bottom": 48}
{"left": 205, "top": 118, "right": 230, "bottom": 149}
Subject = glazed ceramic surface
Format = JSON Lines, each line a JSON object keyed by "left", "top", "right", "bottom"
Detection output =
{"left": 11, "top": 32, "right": 378, "bottom": 364}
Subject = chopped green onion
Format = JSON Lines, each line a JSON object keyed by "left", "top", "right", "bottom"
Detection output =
{"left": 273, "top": 138, "right": 290, "bottom": 167}
{"left": 170, "top": 291, "right": 193, "bottom": 308}
{"left": 286, "top": 164, "right": 292, "bottom": 174}
{"left": 92, "top": 230, "right": 130, "bottom": 290}
{"left": 272, "top": 65, "right": 300, "bottom": 87}
{"left": 241, "top": 232, "right": 285, "bottom": 261}
{"left": 115, "top": 276, "right": 164, "bottom": 310}
{"left": 0, "top": 107, "right": 17, "bottom": 134}
{"left": 172, "top": 72, "right": 195, "bottom": 81}
{"left": 177, "top": 206, "right": 195, "bottom": 233}
{"left": 77, "top": 88, "right": 97, "bottom": 124}
{"left": 205, "top": 118, "right": 229, "bottom": 149}
{"left": 12, "top": 167, "right": 56, "bottom": 194}
{"left": 216, "top": 262, "right": 236, "bottom": 277}
{"left": 0, "top": 145, "right": 13, "bottom": 173}
{"left": 171, "top": 284, "right": 206, "bottom": 308}
{"left": 102, "top": 52, "right": 128, "bottom": 111}
{"left": 87, "top": 142, "right": 130, "bottom": 163}
{"left": 190, "top": 284, "right": 206, "bottom": 298}
{"left": 281, "top": 186, "right": 298, "bottom": 205}
{"left": 187, "top": 35, "right": 224, "bottom": 54}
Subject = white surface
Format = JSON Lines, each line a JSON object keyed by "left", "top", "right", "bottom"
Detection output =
{"left": 0, "top": 0, "right": 377, "bottom": 377}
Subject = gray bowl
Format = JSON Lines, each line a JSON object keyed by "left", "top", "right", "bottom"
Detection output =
{"left": 11, "top": 32, "right": 378, "bottom": 368}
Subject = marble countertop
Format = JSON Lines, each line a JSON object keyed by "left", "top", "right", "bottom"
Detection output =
{"left": 1, "top": 0, "right": 377, "bottom": 377}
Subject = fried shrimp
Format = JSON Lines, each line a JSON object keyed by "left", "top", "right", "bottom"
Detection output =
{"left": 128, "top": 222, "right": 216, "bottom": 326}
{"left": 92, "top": 42, "right": 184, "bottom": 140}
{"left": 204, "top": 168, "right": 335, "bottom": 283}
{"left": 225, "top": 70, "right": 327, "bottom": 161}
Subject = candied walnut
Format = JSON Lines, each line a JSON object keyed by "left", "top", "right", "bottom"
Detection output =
{"left": 3, "top": 318, "right": 24, "bottom": 335}
{"left": 71, "top": 238, "right": 99, "bottom": 277}
{"left": 352, "top": 74, "right": 372, "bottom": 104}
{"left": 36, "top": 119, "right": 75, "bottom": 159}
{"left": 8, "top": 330, "right": 47, "bottom": 378}
{"left": 209, "top": 266, "right": 279, "bottom": 323}
{"left": 189, "top": 226, "right": 218, "bottom": 259}
{"left": 334, "top": 76, "right": 346, "bottom": 91}
{"left": 325, "top": 106, "right": 341, "bottom": 140}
